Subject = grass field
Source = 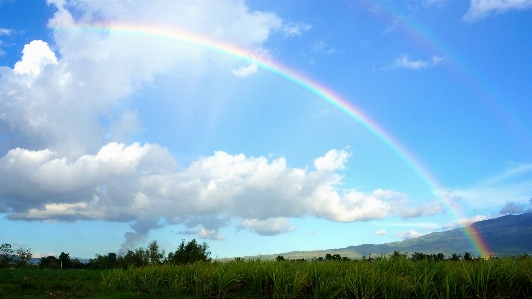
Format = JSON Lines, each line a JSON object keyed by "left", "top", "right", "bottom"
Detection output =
{"left": 1, "top": 256, "right": 531, "bottom": 298}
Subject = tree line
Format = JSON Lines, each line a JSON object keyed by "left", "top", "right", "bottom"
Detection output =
{"left": 3, "top": 240, "right": 531, "bottom": 270}
{"left": 0, "top": 239, "right": 211, "bottom": 270}
{"left": 85, "top": 239, "right": 211, "bottom": 270}
{"left": 274, "top": 250, "right": 530, "bottom": 263}
{"left": 0, "top": 243, "right": 32, "bottom": 268}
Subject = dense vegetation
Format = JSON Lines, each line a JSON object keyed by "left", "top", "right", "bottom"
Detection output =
{"left": 1, "top": 240, "right": 532, "bottom": 298}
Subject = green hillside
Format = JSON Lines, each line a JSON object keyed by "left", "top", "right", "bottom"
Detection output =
{"left": 251, "top": 213, "right": 532, "bottom": 260}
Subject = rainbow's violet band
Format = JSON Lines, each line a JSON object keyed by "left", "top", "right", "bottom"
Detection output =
{"left": 57, "top": 22, "right": 491, "bottom": 258}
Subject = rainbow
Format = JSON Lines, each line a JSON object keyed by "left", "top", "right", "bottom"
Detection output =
{"left": 58, "top": 21, "right": 491, "bottom": 257}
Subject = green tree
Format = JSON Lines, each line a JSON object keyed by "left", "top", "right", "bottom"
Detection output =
{"left": 116, "top": 248, "right": 150, "bottom": 268}
{"left": 39, "top": 256, "right": 60, "bottom": 269}
{"left": 59, "top": 252, "right": 72, "bottom": 269}
{"left": 325, "top": 253, "right": 342, "bottom": 261}
{"left": 390, "top": 250, "right": 408, "bottom": 260}
{"left": 148, "top": 240, "right": 164, "bottom": 265}
{"left": 71, "top": 258, "right": 86, "bottom": 269}
{"left": 15, "top": 247, "right": 32, "bottom": 268}
{"left": 88, "top": 254, "right": 110, "bottom": 269}
{"left": 463, "top": 251, "right": 473, "bottom": 261}
{"left": 166, "top": 239, "right": 211, "bottom": 265}
{"left": 107, "top": 252, "right": 117, "bottom": 267}
{"left": 449, "top": 253, "right": 462, "bottom": 261}
{"left": 0, "top": 243, "right": 15, "bottom": 268}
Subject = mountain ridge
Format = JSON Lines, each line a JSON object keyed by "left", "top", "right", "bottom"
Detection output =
{"left": 250, "top": 213, "right": 532, "bottom": 260}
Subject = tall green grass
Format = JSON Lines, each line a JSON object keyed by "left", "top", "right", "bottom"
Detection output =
{"left": 100, "top": 257, "right": 532, "bottom": 298}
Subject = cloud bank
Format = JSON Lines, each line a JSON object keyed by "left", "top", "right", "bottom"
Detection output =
{"left": 464, "top": 0, "right": 532, "bottom": 21}
{"left": 0, "top": 145, "right": 441, "bottom": 241}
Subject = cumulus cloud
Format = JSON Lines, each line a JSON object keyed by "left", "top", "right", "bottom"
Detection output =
{"left": 13, "top": 40, "right": 58, "bottom": 76}
{"left": 0, "top": 145, "right": 441, "bottom": 244}
{"left": 388, "top": 54, "right": 443, "bottom": 70}
{"left": 396, "top": 229, "right": 422, "bottom": 239}
{"left": 463, "top": 0, "right": 532, "bottom": 21}
{"left": 282, "top": 22, "right": 311, "bottom": 37}
{"left": 0, "top": 0, "right": 282, "bottom": 158}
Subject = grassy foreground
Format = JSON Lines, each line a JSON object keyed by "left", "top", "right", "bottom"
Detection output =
{"left": 1, "top": 257, "right": 531, "bottom": 298}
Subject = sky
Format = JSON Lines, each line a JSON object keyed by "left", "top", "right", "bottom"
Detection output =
{"left": 0, "top": 0, "right": 531, "bottom": 259}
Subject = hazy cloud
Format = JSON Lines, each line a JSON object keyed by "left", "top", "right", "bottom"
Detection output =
{"left": 382, "top": 17, "right": 400, "bottom": 34}
{"left": 396, "top": 229, "right": 422, "bottom": 239}
{"left": 499, "top": 201, "right": 525, "bottom": 214}
{"left": 282, "top": 22, "right": 311, "bottom": 37}
{"left": 442, "top": 214, "right": 492, "bottom": 229}
{"left": 446, "top": 163, "right": 532, "bottom": 209}
{"left": 375, "top": 229, "right": 387, "bottom": 236}
{"left": 232, "top": 62, "right": 258, "bottom": 77}
{"left": 388, "top": 54, "right": 443, "bottom": 70}
{"left": 240, "top": 218, "right": 296, "bottom": 236}
{"left": 0, "top": 28, "right": 12, "bottom": 36}
{"left": 121, "top": 220, "right": 164, "bottom": 253}
{"left": 312, "top": 41, "right": 335, "bottom": 54}
{"left": 464, "top": 0, "right": 532, "bottom": 21}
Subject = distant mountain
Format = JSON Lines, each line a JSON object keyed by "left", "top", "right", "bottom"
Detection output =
{"left": 253, "top": 213, "right": 532, "bottom": 260}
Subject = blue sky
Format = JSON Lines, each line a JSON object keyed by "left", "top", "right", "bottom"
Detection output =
{"left": 0, "top": 0, "right": 531, "bottom": 259}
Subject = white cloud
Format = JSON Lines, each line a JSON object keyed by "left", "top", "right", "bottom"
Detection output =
{"left": 0, "top": 145, "right": 440, "bottom": 238}
{"left": 241, "top": 218, "right": 296, "bottom": 236}
{"left": 432, "top": 55, "right": 444, "bottom": 65}
{"left": 282, "top": 22, "right": 311, "bottom": 37}
{"left": 33, "top": 252, "right": 57, "bottom": 259}
{"left": 386, "top": 54, "right": 444, "bottom": 70}
{"left": 232, "top": 62, "right": 258, "bottom": 77}
{"left": 396, "top": 229, "right": 423, "bottom": 239}
{"left": 375, "top": 229, "right": 387, "bottom": 236}
{"left": 395, "top": 200, "right": 444, "bottom": 218}
{"left": 442, "top": 214, "right": 492, "bottom": 229}
{"left": 391, "top": 54, "right": 428, "bottom": 69}
{"left": 464, "top": 0, "right": 532, "bottom": 21}
{"left": 0, "top": 0, "right": 283, "bottom": 158}
{"left": 0, "top": 28, "right": 12, "bottom": 36}
{"left": 13, "top": 40, "right": 58, "bottom": 76}
{"left": 199, "top": 227, "right": 225, "bottom": 240}
{"left": 314, "top": 149, "right": 349, "bottom": 172}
